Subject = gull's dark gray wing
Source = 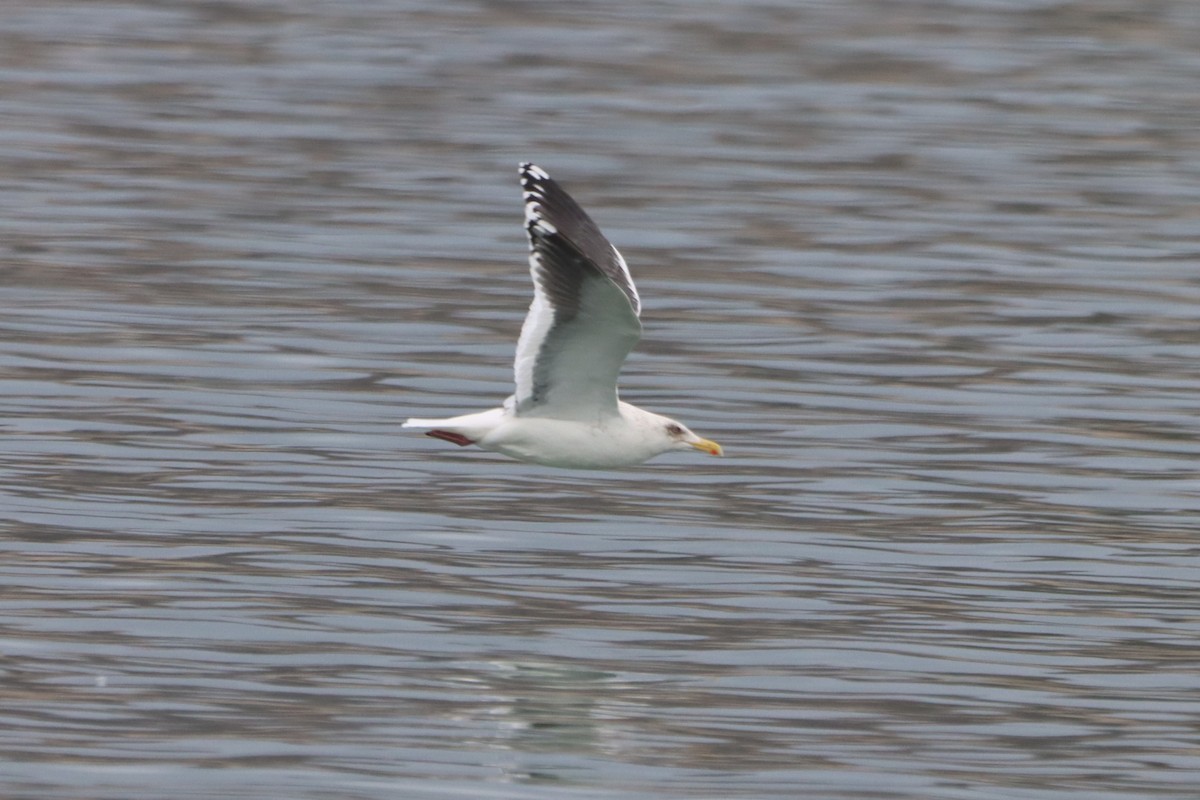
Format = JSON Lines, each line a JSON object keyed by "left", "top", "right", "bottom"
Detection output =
{"left": 511, "top": 163, "right": 642, "bottom": 419}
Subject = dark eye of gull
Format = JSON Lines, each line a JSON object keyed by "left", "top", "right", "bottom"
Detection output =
{"left": 666, "top": 424, "right": 684, "bottom": 436}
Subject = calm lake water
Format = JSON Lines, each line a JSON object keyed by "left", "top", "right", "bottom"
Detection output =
{"left": 2, "top": 1, "right": 1199, "bottom": 799}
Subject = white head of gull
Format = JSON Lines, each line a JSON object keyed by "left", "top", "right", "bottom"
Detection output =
{"left": 403, "top": 163, "right": 723, "bottom": 469}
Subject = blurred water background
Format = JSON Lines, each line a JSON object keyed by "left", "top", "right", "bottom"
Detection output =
{"left": 2, "top": 1, "right": 1198, "bottom": 798}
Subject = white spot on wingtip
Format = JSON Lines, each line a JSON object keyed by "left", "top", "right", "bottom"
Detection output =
{"left": 524, "top": 202, "right": 556, "bottom": 235}
{"left": 522, "top": 163, "right": 550, "bottom": 181}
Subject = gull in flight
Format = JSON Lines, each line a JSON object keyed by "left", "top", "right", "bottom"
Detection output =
{"left": 404, "top": 163, "right": 723, "bottom": 469}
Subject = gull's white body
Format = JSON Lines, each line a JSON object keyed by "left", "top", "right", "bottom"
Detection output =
{"left": 407, "top": 402, "right": 709, "bottom": 469}
{"left": 403, "top": 163, "right": 721, "bottom": 469}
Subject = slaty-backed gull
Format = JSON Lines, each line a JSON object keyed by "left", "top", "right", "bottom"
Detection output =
{"left": 403, "top": 163, "right": 722, "bottom": 469}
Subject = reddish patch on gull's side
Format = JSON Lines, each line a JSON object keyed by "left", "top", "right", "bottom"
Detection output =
{"left": 427, "top": 430, "right": 473, "bottom": 447}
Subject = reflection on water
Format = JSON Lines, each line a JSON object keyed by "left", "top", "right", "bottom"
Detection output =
{"left": 2, "top": 1, "right": 1199, "bottom": 799}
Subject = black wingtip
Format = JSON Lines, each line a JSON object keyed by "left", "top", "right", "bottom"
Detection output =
{"left": 519, "top": 162, "right": 550, "bottom": 188}
{"left": 514, "top": 163, "right": 641, "bottom": 317}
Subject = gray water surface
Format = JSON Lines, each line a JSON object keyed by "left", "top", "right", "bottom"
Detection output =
{"left": 2, "top": 2, "right": 1199, "bottom": 799}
